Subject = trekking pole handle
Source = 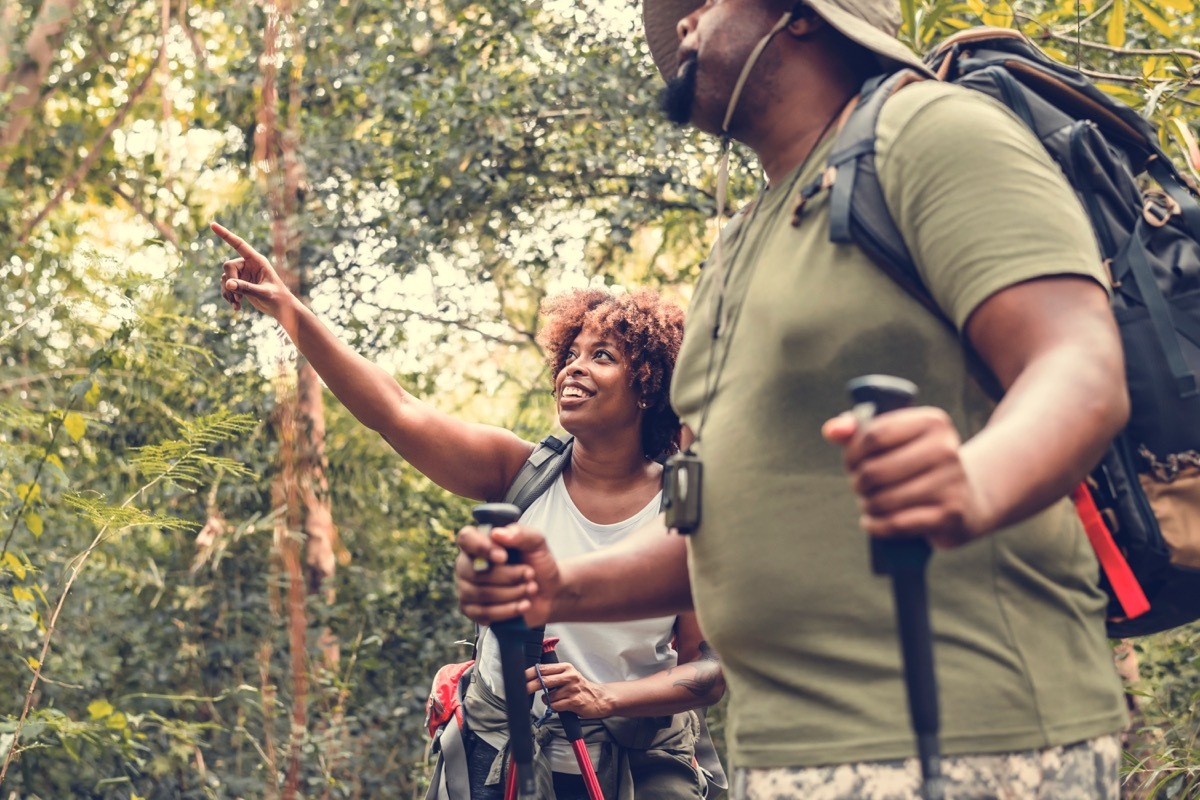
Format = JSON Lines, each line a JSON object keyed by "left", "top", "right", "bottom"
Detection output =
{"left": 472, "top": 502, "right": 537, "bottom": 799}
{"left": 848, "top": 373, "right": 917, "bottom": 418}
{"left": 846, "top": 375, "right": 930, "bottom": 575}
{"left": 471, "top": 502, "right": 523, "bottom": 572}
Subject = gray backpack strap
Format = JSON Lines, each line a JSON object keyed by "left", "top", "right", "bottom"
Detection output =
{"left": 425, "top": 718, "right": 471, "bottom": 800}
{"left": 695, "top": 710, "right": 728, "bottom": 791}
{"left": 502, "top": 434, "right": 574, "bottom": 514}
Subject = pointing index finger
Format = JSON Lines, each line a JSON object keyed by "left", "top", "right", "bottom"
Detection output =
{"left": 210, "top": 222, "right": 262, "bottom": 260}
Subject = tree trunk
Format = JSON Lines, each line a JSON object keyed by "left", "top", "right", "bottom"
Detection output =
{"left": 253, "top": 1, "right": 340, "bottom": 795}
{"left": 0, "top": 0, "right": 83, "bottom": 176}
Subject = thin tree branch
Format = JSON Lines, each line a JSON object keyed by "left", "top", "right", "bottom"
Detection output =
{"left": 0, "top": 367, "right": 135, "bottom": 393}
{"left": 16, "top": 59, "right": 159, "bottom": 247}
{"left": 177, "top": 0, "right": 211, "bottom": 67}
{"left": 0, "top": 0, "right": 84, "bottom": 173}
{"left": 1021, "top": 19, "right": 1200, "bottom": 62}
{"left": 0, "top": 0, "right": 19, "bottom": 85}
{"left": 112, "top": 183, "right": 183, "bottom": 251}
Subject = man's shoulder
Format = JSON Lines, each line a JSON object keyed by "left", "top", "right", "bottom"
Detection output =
{"left": 874, "top": 76, "right": 1052, "bottom": 181}
{"left": 876, "top": 78, "right": 1020, "bottom": 141}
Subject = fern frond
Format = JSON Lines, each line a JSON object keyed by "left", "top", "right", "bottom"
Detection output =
{"left": 130, "top": 411, "right": 259, "bottom": 486}
{"left": 62, "top": 494, "right": 197, "bottom": 532}
{"left": 176, "top": 411, "right": 261, "bottom": 447}
{"left": 0, "top": 402, "right": 44, "bottom": 430}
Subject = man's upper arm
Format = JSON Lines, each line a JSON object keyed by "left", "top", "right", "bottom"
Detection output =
{"left": 965, "top": 275, "right": 1120, "bottom": 392}
{"left": 876, "top": 84, "right": 1109, "bottom": 333}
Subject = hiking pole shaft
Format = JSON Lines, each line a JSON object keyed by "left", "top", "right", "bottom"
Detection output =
{"left": 891, "top": 568, "right": 943, "bottom": 797}
{"left": 473, "top": 502, "right": 537, "bottom": 800}
{"left": 847, "top": 375, "right": 947, "bottom": 800}
{"left": 539, "top": 645, "right": 604, "bottom": 800}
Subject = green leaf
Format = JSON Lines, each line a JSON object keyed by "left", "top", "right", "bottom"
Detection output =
{"left": 1130, "top": 0, "right": 1174, "bottom": 37}
{"left": 1107, "top": 0, "right": 1126, "bottom": 47}
{"left": 1041, "top": 45, "right": 1070, "bottom": 64}
{"left": 3, "top": 552, "right": 26, "bottom": 580}
{"left": 63, "top": 412, "right": 86, "bottom": 442}
{"left": 981, "top": 1, "right": 1012, "bottom": 27}
{"left": 87, "top": 700, "right": 115, "bottom": 720}
{"left": 1095, "top": 81, "right": 1143, "bottom": 107}
{"left": 67, "top": 379, "right": 93, "bottom": 402}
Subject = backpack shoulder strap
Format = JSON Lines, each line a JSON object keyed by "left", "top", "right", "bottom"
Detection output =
{"left": 502, "top": 434, "right": 574, "bottom": 514}
{"left": 424, "top": 662, "right": 475, "bottom": 800}
{"left": 825, "top": 69, "right": 954, "bottom": 331}
{"left": 824, "top": 68, "right": 1010, "bottom": 398}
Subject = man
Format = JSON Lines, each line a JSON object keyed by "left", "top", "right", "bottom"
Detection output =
{"left": 457, "top": 0, "right": 1130, "bottom": 797}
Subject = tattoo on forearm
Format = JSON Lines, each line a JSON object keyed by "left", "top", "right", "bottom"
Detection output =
{"left": 673, "top": 641, "right": 723, "bottom": 697}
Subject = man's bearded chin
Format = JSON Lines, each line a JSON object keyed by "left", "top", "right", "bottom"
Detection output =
{"left": 659, "top": 59, "right": 697, "bottom": 126}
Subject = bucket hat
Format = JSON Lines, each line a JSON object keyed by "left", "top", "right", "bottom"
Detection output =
{"left": 641, "top": 0, "right": 935, "bottom": 81}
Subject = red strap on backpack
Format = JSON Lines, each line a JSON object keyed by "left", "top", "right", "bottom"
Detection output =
{"left": 425, "top": 659, "right": 474, "bottom": 740}
{"left": 1071, "top": 482, "right": 1150, "bottom": 621}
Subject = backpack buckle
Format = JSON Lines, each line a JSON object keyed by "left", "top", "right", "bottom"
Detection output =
{"left": 1101, "top": 258, "right": 1121, "bottom": 289}
{"left": 1143, "top": 191, "right": 1181, "bottom": 228}
{"left": 792, "top": 166, "right": 839, "bottom": 226}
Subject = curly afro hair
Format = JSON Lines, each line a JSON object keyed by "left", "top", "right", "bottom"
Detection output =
{"left": 536, "top": 287, "right": 685, "bottom": 462}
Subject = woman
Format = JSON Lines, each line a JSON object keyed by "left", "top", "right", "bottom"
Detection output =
{"left": 212, "top": 223, "right": 725, "bottom": 799}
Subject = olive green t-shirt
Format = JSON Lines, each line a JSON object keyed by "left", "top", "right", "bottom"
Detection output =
{"left": 671, "top": 82, "right": 1127, "bottom": 769}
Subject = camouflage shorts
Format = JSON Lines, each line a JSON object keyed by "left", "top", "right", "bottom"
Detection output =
{"left": 731, "top": 734, "right": 1120, "bottom": 800}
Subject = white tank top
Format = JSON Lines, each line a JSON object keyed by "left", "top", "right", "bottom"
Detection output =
{"left": 474, "top": 473, "right": 675, "bottom": 772}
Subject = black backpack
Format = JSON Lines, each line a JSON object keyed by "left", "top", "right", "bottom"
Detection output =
{"left": 819, "top": 27, "right": 1200, "bottom": 637}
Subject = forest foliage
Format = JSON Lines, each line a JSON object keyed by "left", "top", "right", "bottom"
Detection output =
{"left": 2, "top": 0, "right": 1200, "bottom": 796}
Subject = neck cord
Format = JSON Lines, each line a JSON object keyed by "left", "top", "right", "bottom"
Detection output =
{"left": 690, "top": 102, "right": 847, "bottom": 448}
{"left": 710, "top": 10, "right": 794, "bottom": 272}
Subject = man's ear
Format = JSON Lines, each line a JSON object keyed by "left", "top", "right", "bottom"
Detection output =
{"left": 787, "top": 3, "right": 825, "bottom": 36}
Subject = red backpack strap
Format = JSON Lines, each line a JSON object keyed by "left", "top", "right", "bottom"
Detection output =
{"left": 1072, "top": 482, "right": 1151, "bottom": 621}
{"left": 425, "top": 660, "right": 474, "bottom": 740}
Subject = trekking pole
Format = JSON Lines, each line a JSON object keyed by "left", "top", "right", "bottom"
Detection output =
{"left": 539, "top": 638, "right": 605, "bottom": 800}
{"left": 846, "top": 375, "right": 947, "bottom": 800}
{"left": 472, "top": 502, "right": 538, "bottom": 800}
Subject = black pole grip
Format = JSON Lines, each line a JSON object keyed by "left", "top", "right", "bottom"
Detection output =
{"left": 845, "top": 375, "right": 946, "bottom": 800}
{"left": 472, "top": 502, "right": 537, "bottom": 798}
{"left": 847, "top": 374, "right": 919, "bottom": 417}
{"left": 846, "top": 376, "right": 928, "bottom": 576}
{"left": 473, "top": 502, "right": 523, "bottom": 563}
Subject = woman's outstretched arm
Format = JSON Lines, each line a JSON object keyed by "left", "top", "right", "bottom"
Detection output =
{"left": 213, "top": 222, "right": 533, "bottom": 501}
